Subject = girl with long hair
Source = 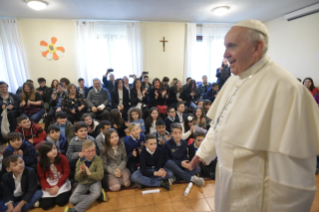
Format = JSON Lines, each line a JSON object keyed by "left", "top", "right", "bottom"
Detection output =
{"left": 37, "top": 142, "right": 71, "bottom": 210}
{"left": 101, "top": 129, "right": 131, "bottom": 191}
{"left": 111, "top": 79, "right": 130, "bottom": 121}
{"left": 145, "top": 107, "right": 162, "bottom": 135}
{"left": 303, "top": 77, "right": 318, "bottom": 96}
{"left": 20, "top": 82, "right": 45, "bottom": 123}
{"left": 110, "top": 108, "right": 128, "bottom": 138}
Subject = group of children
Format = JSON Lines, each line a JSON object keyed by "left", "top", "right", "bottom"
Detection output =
{"left": 0, "top": 98, "right": 216, "bottom": 212}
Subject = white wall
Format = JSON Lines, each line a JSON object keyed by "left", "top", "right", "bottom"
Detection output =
{"left": 265, "top": 13, "right": 319, "bottom": 85}
{"left": 17, "top": 19, "right": 186, "bottom": 87}
{"left": 141, "top": 22, "right": 185, "bottom": 82}
{"left": 17, "top": 19, "right": 79, "bottom": 86}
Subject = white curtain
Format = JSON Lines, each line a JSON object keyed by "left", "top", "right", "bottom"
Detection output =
{"left": 126, "top": 22, "right": 142, "bottom": 77}
{"left": 183, "top": 23, "right": 197, "bottom": 84}
{"left": 0, "top": 18, "right": 27, "bottom": 93}
{"left": 202, "top": 24, "right": 231, "bottom": 82}
{"left": 76, "top": 21, "right": 97, "bottom": 87}
{"left": 76, "top": 21, "right": 142, "bottom": 87}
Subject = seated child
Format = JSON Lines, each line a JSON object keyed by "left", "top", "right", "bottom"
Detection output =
{"left": 15, "top": 115, "right": 46, "bottom": 150}
{"left": 54, "top": 111, "right": 75, "bottom": 143}
{"left": 176, "top": 102, "right": 186, "bottom": 124}
{"left": 101, "top": 129, "right": 131, "bottom": 191}
{"left": 154, "top": 120, "right": 171, "bottom": 148}
{"left": 164, "top": 106, "right": 179, "bottom": 133}
{"left": 66, "top": 140, "right": 106, "bottom": 212}
{"left": 46, "top": 124, "right": 68, "bottom": 155}
{"left": 82, "top": 113, "right": 100, "bottom": 138}
{"left": 37, "top": 142, "right": 71, "bottom": 210}
{"left": 66, "top": 121, "right": 100, "bottom": 171}
{"left": 197, "top": 99, "right": 204, "bottom": 108}
{"left": 131, "top": 134, "right": 174, "bottom": 190}
{"left": 95, "top": 120, "right": 111, "bottom": 153}
{"left": 128, "top": 107, "right": 145, "bottom": 133}
{"left": 2, "top": 132, "right": 37, "bottom": 173}
{"left": 124, "top": 123, "right": 146, "bottom": 173}
{"left": 188, "top": 131, "right": 216, "bottom": 179}
{"left": 164, "top": 123, "right": 204, "bottom": 186}
{"left": 0, "top": 155, "right": 42, "bottom": 212}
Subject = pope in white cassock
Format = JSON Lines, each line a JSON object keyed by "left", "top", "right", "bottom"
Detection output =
{"left": 190, "top": 19, "right": 319, "bottom": 212}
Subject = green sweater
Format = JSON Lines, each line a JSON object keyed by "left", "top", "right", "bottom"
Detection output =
{"left": 75, "top": 155, "right": 104, "bottom": 184}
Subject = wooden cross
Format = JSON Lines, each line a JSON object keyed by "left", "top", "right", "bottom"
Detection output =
{"left": 160, "top": 37, "right": 168, "bottom": 52}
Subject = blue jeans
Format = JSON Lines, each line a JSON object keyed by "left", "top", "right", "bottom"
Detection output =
{"left": 165, "top": 160, "right": 200, "bottom": 182}
{"left": 189, "top": 102, "right": 197, "bottom": 110}
{"left": 22, "top": 108, "right": 45, "bottom": 123}
{"left": 131, "top": 168, "right": 174, "bottom": 187}
{"left": 0, "top": 190, "right": 42, "bottom": 212}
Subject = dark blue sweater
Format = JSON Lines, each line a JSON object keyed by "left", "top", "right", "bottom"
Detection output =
{"left": 2, "top": 140, "right": 37, "bottom": 173}
{"left": 163, "top": 138, "right": 188, "bottom": 167}
{"left": 139, "top": 146, "right": 165, "bottom": 177}
{"left": 124, "top": 133, "right": 146, "bottom": 163}
{"left": 164, "top": 116, "right": 179, "bottom": 133}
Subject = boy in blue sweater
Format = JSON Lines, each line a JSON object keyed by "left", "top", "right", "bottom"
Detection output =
{"left": 2, "top": 132, "right": 37, "bottom": 173}
{"left": 131, "top": 134, "right": 174, "bottom": 190}
{"left": 46, "top": 124, "right": 68, "bottom": 155}
{"left": 124, "top": 123, "right": 146, "bottom": 173}
{"left": 164, "top": 106, "right": 179, "bottom": 133}
{"left": 164, "top": 123, "right": 204, "bottom": 186}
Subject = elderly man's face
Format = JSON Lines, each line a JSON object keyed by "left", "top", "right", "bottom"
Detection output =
{"left": 94, "top": 80, "right": 101, "bottom": 90}
{"left": 224, "top": 27, "right": 257, "bottom": 76}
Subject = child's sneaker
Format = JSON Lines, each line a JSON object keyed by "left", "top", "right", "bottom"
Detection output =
{"left": 160, "top": 180, "right": 170, "bottom": 191}
{"left": 98, "top": 188, "right": 107, "bottom": 202}
{"left": 168, "top": 176, "right": 176, "bottom": 185}
{"left": 33, "top": 201, "right": 39, "bottom": 208}
{"left": 190, "top": 175, "right": 205, "bottom": 186}
{"left": 138, "top": 183, "right": 145, "bottom": 190}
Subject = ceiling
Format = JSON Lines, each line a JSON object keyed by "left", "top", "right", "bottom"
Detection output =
{"left": 0, "top": 0, "right": 319, "bottom": 23}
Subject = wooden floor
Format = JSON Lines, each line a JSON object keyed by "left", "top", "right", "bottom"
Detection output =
{"left": 27, "top": 175, "right": 319, "bottom": 212}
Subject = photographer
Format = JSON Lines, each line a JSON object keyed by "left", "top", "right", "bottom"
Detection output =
{"left": 216, "top": 58, "right": 231, "bottom": 89}
{"left": 102, "top": 68, "right": 115, "bottom": 92}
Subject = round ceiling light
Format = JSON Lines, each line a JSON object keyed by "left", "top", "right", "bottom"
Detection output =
{"left": 211, "top": 6, "right": 230, "bottom": 16}
{"left": 27, "top": 0, "right": 48, "bottom": 10}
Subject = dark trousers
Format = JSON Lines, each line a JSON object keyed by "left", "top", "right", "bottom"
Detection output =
{"left": 45, "top": 107, "right": 56, "bottom": 132}
{"left": 67, "top": 111, "right": 85, "bottom": 124}
{"left": 89, "top": 109, "right": 110, "bottom": 121}
{"left": 199, "top": 159, "right": 217, "bottom": 178}
{"left": 165, "top": 160, "right": 200, "bottom": 182}
{"left": 40, "top": 190, "right": 71, "bottom": 210}
{"left": 7, "top": 110, "right": 19, "bottom": 132}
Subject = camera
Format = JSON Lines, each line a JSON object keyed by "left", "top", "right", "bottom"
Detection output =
{"left": 107, "top": 68, "right": 114, "bottom": 72}
{"left": 129, "top": 75, "right": 135, "bottom": 78}
{"left": 143, "top": 71, "right": 149, "bottom": 75}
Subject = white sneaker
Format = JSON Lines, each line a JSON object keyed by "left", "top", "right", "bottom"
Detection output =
{"left": 33, "top": 201, "right": 40, "bottom": 208}
{"left": 190, "top": 175, "right": 205, "bottom": 186}
{"left": 168, "top": 176, "right": 176, "bottom": 185}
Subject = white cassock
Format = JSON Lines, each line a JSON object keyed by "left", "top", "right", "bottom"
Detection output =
{"left": 197, "top": 55, "right": 319, "bottom": 212}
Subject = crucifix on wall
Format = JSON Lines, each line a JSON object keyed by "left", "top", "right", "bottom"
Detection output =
{"left": 160, "top": 37, "right": 168, "bottom": 52}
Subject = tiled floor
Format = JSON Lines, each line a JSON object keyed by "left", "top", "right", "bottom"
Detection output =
{"left": 28, "top": 175, "right": 319, "bottom": 212}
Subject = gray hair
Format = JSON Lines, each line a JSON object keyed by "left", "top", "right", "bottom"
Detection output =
{"left": 93, "top": 78, "right": 101, "bottom": 83}
{"left": 245, "top": 29, "right": 268, "bottom": 56}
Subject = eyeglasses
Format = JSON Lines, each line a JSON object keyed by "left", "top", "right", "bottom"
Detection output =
{"left": 84, "top": 149, "right": 96, "bottom": 154}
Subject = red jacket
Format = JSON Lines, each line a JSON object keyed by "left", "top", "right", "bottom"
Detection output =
{"left": 37, "top": 153, "right": 70, "bottom": 190}
{"left": 15, "top": 121, "right": 46, "bottom": 145}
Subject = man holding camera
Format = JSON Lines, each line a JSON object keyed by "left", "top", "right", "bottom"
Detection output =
{"left": 216, "top": 58, "right": 231, "bottom": 90}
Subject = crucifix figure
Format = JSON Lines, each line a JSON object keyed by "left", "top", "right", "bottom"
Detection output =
{"left": 160, "top": 37, "right": 168, "bottom": 52}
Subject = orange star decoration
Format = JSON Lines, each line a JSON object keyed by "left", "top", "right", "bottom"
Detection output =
{"left": 39, "top": 37, "right": 65, "bottom": 60}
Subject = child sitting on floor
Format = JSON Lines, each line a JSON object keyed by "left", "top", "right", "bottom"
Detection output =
{"left": 95, "top": 120, "right": 111, "bottom": 153}
{"left": 128, "top": 107, "right": 145, "bottom": 133}
{"left": 131, "top": 134, "right": 174, "bottom": 190}
{"left": 66, "top": 140, "right": 106, "bottom": 212}
{"left": 101, "top": 128, "right": 131, "bottom": 191}
{"left": 46, "top": 124, "right": 68, "bottom": 155}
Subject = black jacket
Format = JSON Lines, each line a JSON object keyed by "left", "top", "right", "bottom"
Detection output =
{"left": 139, "top": 146, "right": 165, "bottom": 177}
{"left": 167, "top": 88, "right": 182, "bottom": 106}
{"left": 36, "top": 86, "right": 52, "bottom": 103}
{"left": 2, "top": 166, "right": 39, "bottom": 203}
{"left": 111, "top": 88, "right": 130, "bottom": 110}
{"left": 130, "top": 88, "right": 148, "bottom": 107}
{"left": 181, "top": 87, "right": 200, "bottom": 106}
{"left": 102, "top": 76, "right": 115, "bottom": 93}
{"left": 149, "top": 88, "right": 167, "bottom": 107}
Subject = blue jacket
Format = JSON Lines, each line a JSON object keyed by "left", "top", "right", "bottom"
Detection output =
{"left": 139, "top": 146, "right": 165, "bottom": 177}
{"left": 124, "top": 133, "right": 145, "bottom": 163}
{"left": 163, "top": 138, "right": 188, "bottom": 167}
{"left": 198, "top": 83, "right": 211, "bottom": 97}
{"left": 205, "top": 87, "right": 218, "bottom": 102}
{"left": 46, "top": 134, "right": 68, "bottom": 155}
{"left": 164, "top": 116, "right": 179, "bottom": 133}
{"left": 2, "top": 140, "right": 37, "bottom": 173}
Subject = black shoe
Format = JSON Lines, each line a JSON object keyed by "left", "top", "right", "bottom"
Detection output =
{"left": 160, "top": 180, "right": 170, "bottom": 191}
{"left": 138, "top": 183, "right": 145, "bottom": 190}
{"left": 209, "top": 172, "right": 215, "bottom": 180}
